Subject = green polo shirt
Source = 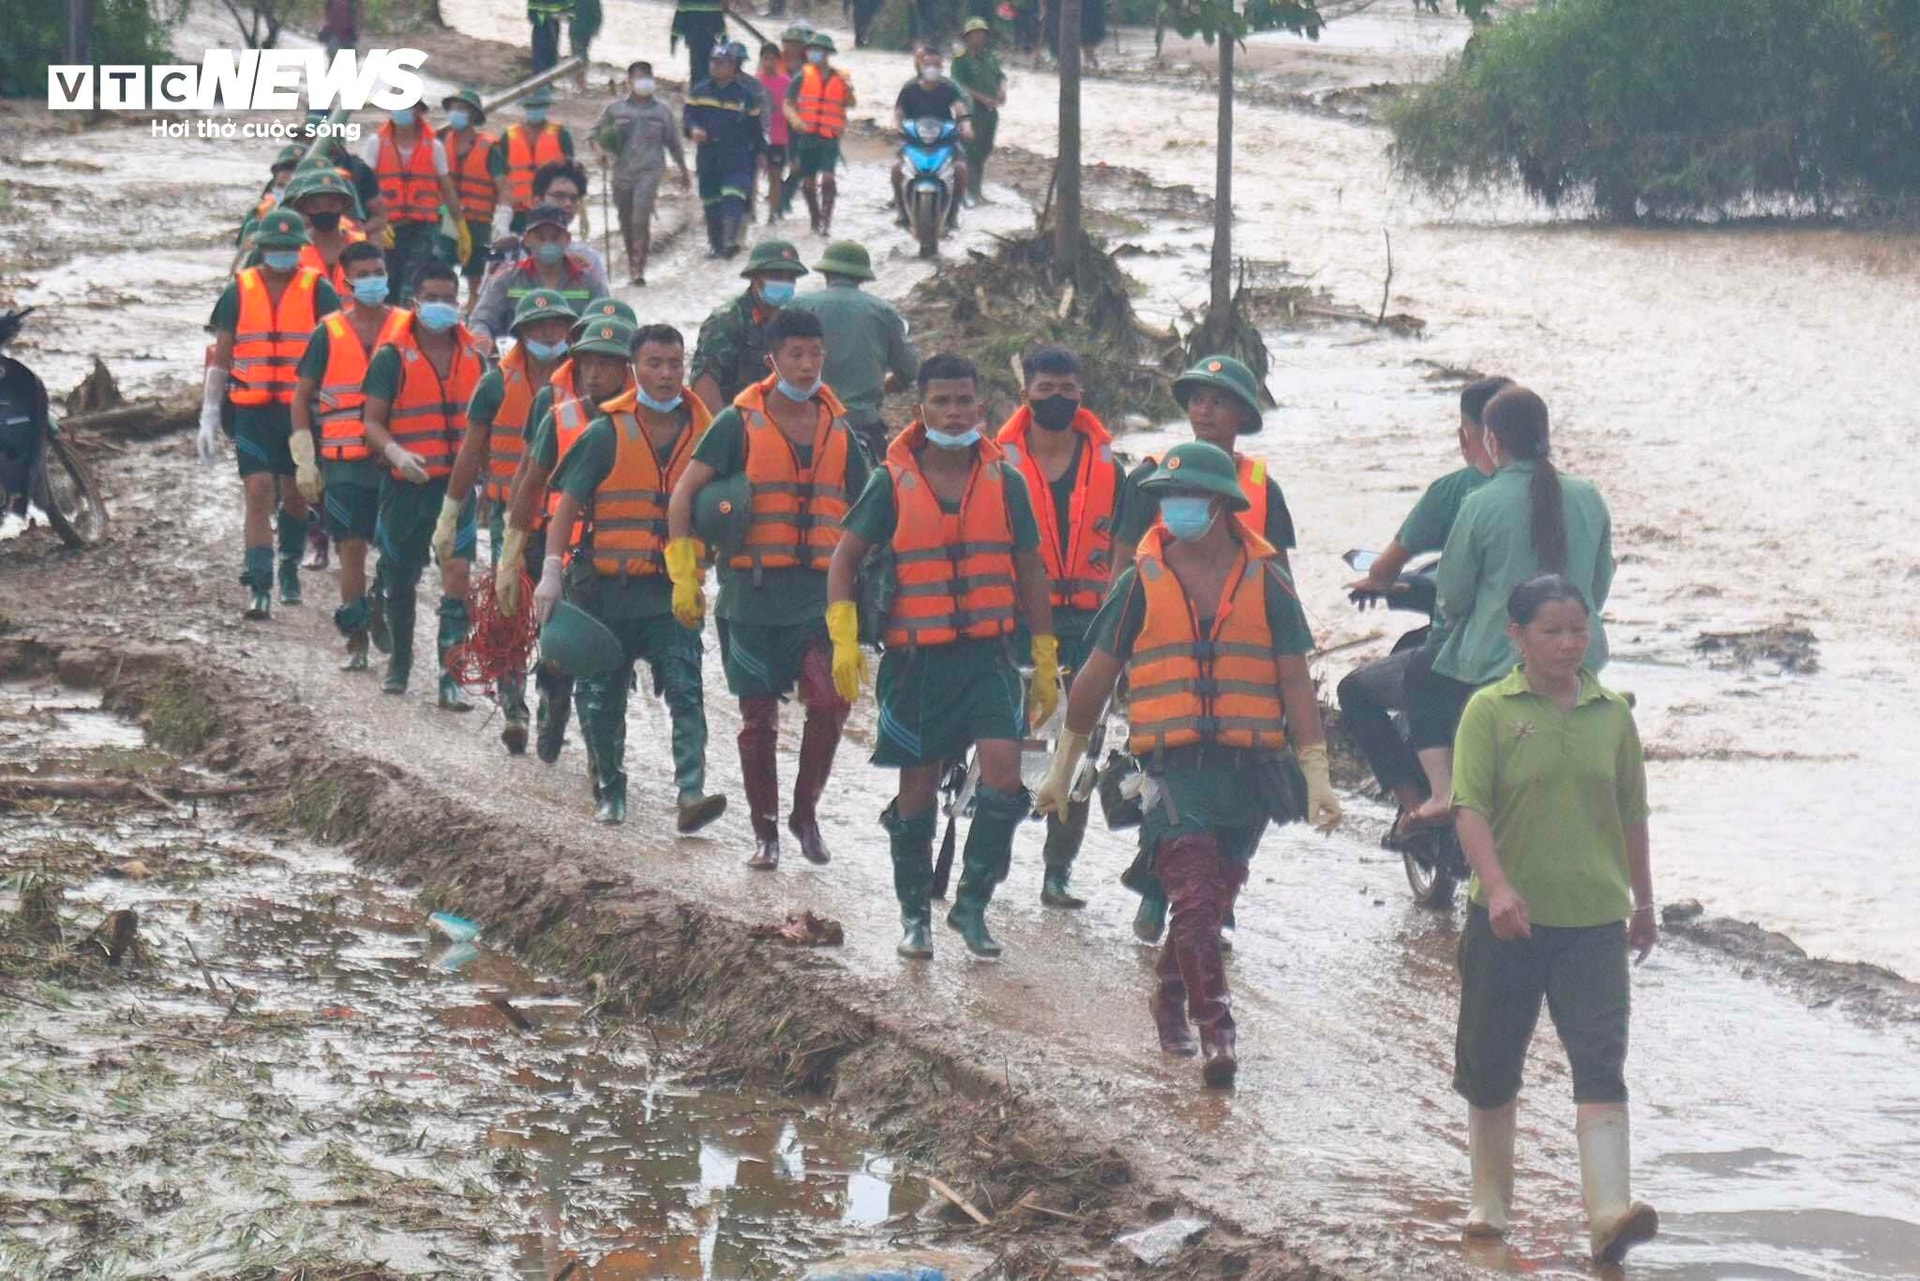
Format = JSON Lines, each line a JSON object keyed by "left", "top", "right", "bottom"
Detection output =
{"left": 1451, "top": 666, "right": 1648, "bottom": 928}
{"left": 950, "top": 48, "right": 1006, "bottom": 109}
{"left": 1399, "top": 465, "right": 1491, "bottom": 555}
{"left": 784, "top": 282, "right": 919, "bottom": 428}
{"left": 1433, "top": 460, "right": 1614, "bottom": 685}
{"left": 692, "top": 404, "right": 873, "bottom": 626}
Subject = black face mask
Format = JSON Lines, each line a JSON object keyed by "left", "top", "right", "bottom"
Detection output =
{"left": 309, "top": 211, "right": 343, "bottom": 232}
{"left": 1030, "top": 394, "right": 1080, "bottom": 432}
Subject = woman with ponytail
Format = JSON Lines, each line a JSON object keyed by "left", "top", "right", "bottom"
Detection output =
{"left": 1404, "top": 386, "right": 1615, "bottom": 825}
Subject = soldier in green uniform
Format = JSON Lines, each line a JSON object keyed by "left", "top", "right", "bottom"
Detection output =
{"left": 666, "top": 307, "right": 872, "bottom": 870}
{"left": 1034, "top": 441, "right": 1341, "bottom": 1086}
{"left": 826, "top": 353, "right": 1061, "bottom": 960}
{"left": 787, "top": 240, "right": 919, "bottom": 464}
{"left": 290, "top": 240, "right": 402, "bottom": 671}
{"left": 359, "top": 262, "right": 485, "bottom": 708}
{"left": 198, "top": 209, "right": 342, "bottom": 619}
{"left": 440, "top": 289, "right": 579, "bottom": 752}
{"left": 689, "top": 239, "right": 809, "bottom": 414}
{"left": 950, "top": 19, "right": 1007, "bottom": 202}
{"left": 539, "top": 320, "right": 728, "bottom": 831}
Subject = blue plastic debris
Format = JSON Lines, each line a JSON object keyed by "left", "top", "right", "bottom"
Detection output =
{"left": 427, "top": 911, "right": 480, "bottom": 943}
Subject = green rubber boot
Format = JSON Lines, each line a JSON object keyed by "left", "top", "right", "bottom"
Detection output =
{"left": 945, "top": 783, "right": 1027, "bottom": 960}
{"left": 367, "top": 561, "right": 392, "bottom": 654}
{"left": 1040, "top": 798, "right": 1091, "bottom": 908}
{"left": 382, "top": 582, "right": 415, "bottom": 694}
{"left": 242, "top": 547, "right": 274, "bottom": 620}
{"left": 334, "top": 597, "right": 371, "bottom": 672}
{"left": 275, "top": 506, "right": 305, "bottom": 605}
{"left": 882, "top": 801, "right": 937, "bottom": 959}
{"left": 499, "top": 672, "right": 530, "bottom": 754}
{"left": 1133, "top": 889, "right": 1168, "bottom": 944}
{"left": 436, "top": 594, "right": 474, "bottom": 711}
{"left": 534, "top": 667, "right": 573, "bottom": 764}
{"left": 575, "top": 670, "right": 630, "bottom": 824}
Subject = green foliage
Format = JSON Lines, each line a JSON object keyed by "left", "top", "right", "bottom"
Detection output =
{"left": 1159, "top": 0, "right": 1321, "bottom": 44}
{"left": 1389, "top": 0, "right": 1920, "bottom": 219}
{"left": 0, "top": 0, "right": 184, "bottom": 99}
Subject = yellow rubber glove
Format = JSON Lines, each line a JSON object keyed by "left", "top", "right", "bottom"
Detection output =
{"left": 495, "top": 525, "right": 528, "bottom": 613}
{"left": 1027, "top": 633, "right": 1061, "bottom": 730}
{"left": 379, "top": 223, "right": 396, "bottom": 250}
{"left": 1295, "top": 743, "right": 1344, "bottom": 834}
{"left": 664, "top": 535, "right": 705, "bottom": 629}
{"left": 288, "top": 429, "right": 323, "bottom": 504}
{"left": 1033, "top": 727, "right": 1087, "bottom": 818}
{"left": 430, "top": 495, "right": 462, "bottom": 566}
{"left": 825, "top": 599, "right": 867, "bottom": 703}
{"left": 454, "top": 215, "right": 474, "bottom": 266}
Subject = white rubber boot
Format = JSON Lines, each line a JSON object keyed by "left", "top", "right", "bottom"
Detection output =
{"left": 1465, "top": 1101, "right": 1516, "bottom": 1238}
{"left": 1577, "top": 1102, "right": 1659, "bottom": 1263}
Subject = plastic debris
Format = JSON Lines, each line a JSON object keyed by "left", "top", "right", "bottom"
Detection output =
{"left": 748, "top": 909, "right": 845, "bottom": 947}
{"left": 1116, "top": 1217, "right": 1210, "bottom": 1265}
{"left": 428, "top": 910, "right": 480, "bottom": 943}
{"left": 801, "top": 1248, "right": 988, "bottom": 1281}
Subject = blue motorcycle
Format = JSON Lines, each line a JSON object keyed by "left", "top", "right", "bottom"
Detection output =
{"left": 900, "top": 118, "right": 961, "bottom": 259}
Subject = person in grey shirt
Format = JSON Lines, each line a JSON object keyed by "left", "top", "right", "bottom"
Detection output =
{"left": 467, "top": 204, "right": 612, "bottom": 352}
{"left": 593, "top": 61, "right": 692, "bottom": 286}
{"left": 786, "top": 239, "right": 918, "bottom": 461}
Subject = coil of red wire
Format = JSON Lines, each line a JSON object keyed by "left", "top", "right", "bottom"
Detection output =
{"left": 443, "top": 567, "right": 538, "bottom": 696}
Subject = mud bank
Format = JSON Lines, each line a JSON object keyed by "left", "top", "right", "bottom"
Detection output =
{"left": 1, "top": 631, "right": 1345, "bottom": 1281}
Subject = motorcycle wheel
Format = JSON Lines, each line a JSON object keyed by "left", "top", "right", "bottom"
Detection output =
{"left": 915, "top": 190, "right": 941, "bottom": 259}
{"left": 1402, "top": 846, "right": 1457, "bottom": 908}
{"left": 34, "top": 432, "right": 109, "bottom": 548}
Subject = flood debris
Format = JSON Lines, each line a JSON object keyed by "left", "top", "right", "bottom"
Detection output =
{"left": 751, "top": 908, "right": 847, "bottom": 947}
{"left": 1694, "top": 623, "right": 1819, "bottom": 673}
{"left": 1116, "top": 1215, "right": 1212, "bottom": 1264}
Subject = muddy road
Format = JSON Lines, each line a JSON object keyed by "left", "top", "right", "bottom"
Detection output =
{"left": 5, "top": 1, "right": 1920, "bottom": 1277}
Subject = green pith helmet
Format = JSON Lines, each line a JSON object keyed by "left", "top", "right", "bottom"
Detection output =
{"left": 1138, "top": 441, "right": 1250, "bottom": 511}
{"left": 741, "top": 239, "right": 808, "bottom": 278}
{"left": 693, "top": 470, "right": 750, "bottom": 556}
{"left": 511, "top": 288, "right": 578, "bottom": 332}
{"left": 571, "top": 297, "right": 637, "bottom": 339}
{"left": 271, "top": 144, "right": 302, "bottom": 171}
{"left": 782, "top": 22, "right": 812, "bottom": 42}
{"left": 524, "top": 85, "right": 557, "bottom": 108}
{"left": 1172, "top": 354, "right": 1266, "bottom": 435}
{"left": 571, "top": 317, "right": 637, "bottom": 359}
{"left": 807, "top": 31, "right": 837, "bottom": 53}
{"left": 442, "top": 87, "right": 486, "bottom": 123}
{"left": 964, "top": 17, "right": 990, "bottom": 33}
{"left": 539, "top": 601, "right": 626, "bottom": 678}
{"left": 284, "top": 167, "right": 360, "bottom": 214}
{"left": 252, "top": 208, "right": 311, "bottom": 249}
{"left": 813, "top": 239, "right": 874, "bottom": 281}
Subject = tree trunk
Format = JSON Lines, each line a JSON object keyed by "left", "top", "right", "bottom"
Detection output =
{"left": 1053, "top": 0, "right": 1084, "bottom": 267}
{"left": 65, "top": 0, "right": 95, "bottom": 64}
{"left": 1210, "top": 35, "right": 1234, "bottom": 316}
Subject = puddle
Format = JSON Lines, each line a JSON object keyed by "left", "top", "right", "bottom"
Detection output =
{"left": 0, "top": 684, "right": 924, "bottom": 1279}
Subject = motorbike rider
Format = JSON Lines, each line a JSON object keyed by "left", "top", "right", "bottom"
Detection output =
{"left": 1336, "top": 375, "right": 1507, "bottom": 825}
{"left": 891, "top": 46, "right": 973, "bottom": 231}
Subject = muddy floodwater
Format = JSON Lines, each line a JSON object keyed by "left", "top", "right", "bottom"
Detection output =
{"left": 0, "top": 680, "right": 924, "bottom": 1278}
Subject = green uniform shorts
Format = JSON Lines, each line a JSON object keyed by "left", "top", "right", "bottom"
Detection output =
{"left": 377, "top": 475, "right": 476, "bottom": 575}
{"left": 321, "top": 460, "right": 381, "bottom": 541}
{"left": 1453, "top": 904, "right": 1631, "bottom": 1110}
{"left": 716, "top": 618, "right": 831, "bottom": 700}
{"left": 232, "top": 404, "right": 295, "bottom": 478}
{"left": 871, "top": 637, "right": 1024, "bottom": 768}
{"left": 794, "top": 135, "right": 841, "bottom": 178}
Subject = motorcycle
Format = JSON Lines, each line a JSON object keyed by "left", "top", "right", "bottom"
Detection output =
{"left": 1342, "top": 548, "right": 1466, "bottom": 907}
{"left": 900, "top": 117, "right": 961, "bottom": 260}
{"left": 0, "top": 309, "right": 109, "bottom": 549}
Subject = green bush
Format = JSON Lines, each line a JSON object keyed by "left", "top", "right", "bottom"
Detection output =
{"left": 1388, "top": 0, "right": 1920, "bottom": 219}
{"left": 0, "top": 0, "right": 183, "bottom": 99}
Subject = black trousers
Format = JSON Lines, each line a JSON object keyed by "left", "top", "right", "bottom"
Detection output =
{"left": 1336, "top": 647, "right": 1423, "bottom": 795}
{"left": 1407, "top": 655, "right": 1480, "bottom": 752}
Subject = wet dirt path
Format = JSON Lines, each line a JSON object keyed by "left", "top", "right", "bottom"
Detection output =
{"left": 5, "top": 3, "right": 1920, "bottom": 1277}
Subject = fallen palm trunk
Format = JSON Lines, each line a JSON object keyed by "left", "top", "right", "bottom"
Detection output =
{"left": 0, "top": 776, "right": 264, "bottom": 802}
{"left": 60, "top": 395, "right": 198, "bottom": 441}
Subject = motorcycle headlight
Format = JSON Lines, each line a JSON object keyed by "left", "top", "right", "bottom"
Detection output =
{"left": 915, "top": 118, "right": 942, "bottom": 144}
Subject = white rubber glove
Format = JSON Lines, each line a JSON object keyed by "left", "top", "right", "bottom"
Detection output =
{"left": 197, "top": 366, "right": 224, "bottom": 466}
{"left": 383, "top": 440, "right": 430, "bottom": 485}
{"left": 533, "top": 554, "right": 564, "bottom": 624}
{"left": 288, "top": 429, "right": 322, "bottom": 503}
{"left": 1033, "top": 728, "right": 1089, "bottom": 819}
{"left": 430, "top": 494, "right": 462, "bottom": 565}
{"left": 1296, "top": 743, "right": 1343, "bottom": 834}
{"left": 490, "top": 204, "right": 514, "bottom": 241}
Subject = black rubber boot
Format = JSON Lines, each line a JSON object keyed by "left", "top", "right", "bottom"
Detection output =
{"left": 367, "top": 560, "right": 392, "bottom": 654}
{"left": 945, "top": 783, "right": 1027, "bottom": 959}
{"left": 334, "top": 597, "right": 371, "bottom": 672}
{"left": 882, "top": 800, "right": 937, "bottom": 959}
{"left": 534, "top": 665, "right": 573, "bottom": 763}
{"left": 382, "top": 580, "right": 415, "bottom": 694}
{"left": 242, "top": 547, "right": 273, "bottom": 620}
{"left": 275, "top": 506, "right": 305, "bottom": 605}
{"left": 1040, "top": 797, "right": 1090, "bottom": 908}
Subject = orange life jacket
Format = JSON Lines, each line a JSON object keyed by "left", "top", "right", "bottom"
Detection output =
{"left": 296, "top": 224, "right": 367, "bottom": 300}
{"left": 730, "top": 377, "right": 853, "bottom": 574}
{"left": 442, "top": 127, "right": 500, "bottom": 221}
{"left": 1139, "top": 452, "right": 1270, "bottom": 544}
{"left": 882, "top": 423, "right": 1018, "bottom": 649}
{"left": 314, "top": 307, "right": 412, "bottom": 462}
{"left": 374, "top": 121, "right": 441, "bottom": 224}
{"left": 379, "top": 315, "right": 487, "bottom": 481}
{"left": 229, "top": 266, "right": 323, "bottom": 407}
{"left": 483, "top": 344, "right": 540, "bottom": 502}
{"left": 996, "top": 405, "right": 1118, "bottom": 613}
{"left": 504, "top": 123, "right": 567, "bottom": 211}
{"left": 543, "top": 360, "right": 634, "bottom": 542}
{"left": 794, "top": 65, "right": 851, "bottom": 139}
{"left": 1126, "top": 524, "right": 1289, "bottom": 755}
{"left": 586, "top": 388, "right": 712, "bottom": 578}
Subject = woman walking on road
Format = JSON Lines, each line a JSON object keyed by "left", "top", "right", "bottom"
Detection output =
{"left": 1406, "top": 385, "right": 1614, "bottom": 825}
{"left": 1450, "top": 574, "right": 1658, "bottom": 1264}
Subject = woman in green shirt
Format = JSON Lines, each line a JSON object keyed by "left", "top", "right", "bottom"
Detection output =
{"left": 1406, "top": 386, "right": 1613, "bottom": 826}
{"left": 1450, "top": 574, "right": 1657, "bottom": 1265}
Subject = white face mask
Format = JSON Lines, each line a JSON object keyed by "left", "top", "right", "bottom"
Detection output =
{"left": 631, "top": 76, "right": 655, "bottom": 95}
{"left": 920, "top": 64, "right": 942, "bottom": 82}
